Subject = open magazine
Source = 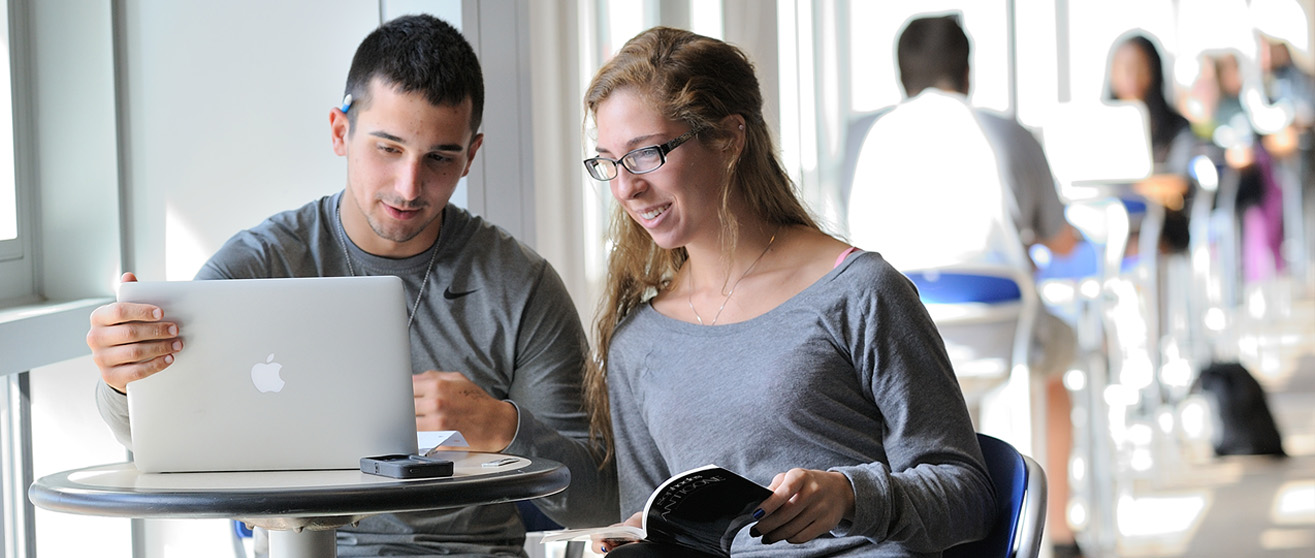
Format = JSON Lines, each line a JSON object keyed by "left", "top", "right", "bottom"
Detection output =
{"left": 541, "top": 464, "right": 772, "bottom": 557}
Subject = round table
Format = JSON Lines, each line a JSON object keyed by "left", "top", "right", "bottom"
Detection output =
{"left": 28, "top": 451, "right": 568, "bottom": 558}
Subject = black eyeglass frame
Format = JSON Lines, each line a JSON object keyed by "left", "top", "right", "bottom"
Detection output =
{"left": 582, "top": 128, "right": 702, "bottom": 181}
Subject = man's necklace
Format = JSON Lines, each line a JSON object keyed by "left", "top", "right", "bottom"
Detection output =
{"left": 336, "top": 206, "right": 440, "bottom": 331}
{"left": 687, "top": 228, "right": 779, "bottom": 326}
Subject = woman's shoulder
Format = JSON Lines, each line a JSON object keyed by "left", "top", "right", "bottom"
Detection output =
{"left": 830, "top": 249, "right": 908, "bottom": 287}
{"left": 813, "top": 250, "right": 925, "bottom": 314}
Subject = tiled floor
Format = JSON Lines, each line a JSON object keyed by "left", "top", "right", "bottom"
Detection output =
{"left": 1079, "top": 279, "right": 1315, "bottom": 558}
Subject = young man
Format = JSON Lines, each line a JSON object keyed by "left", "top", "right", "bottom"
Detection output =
{"left": 86, "top": 14, "right": 616, "bottom": 556}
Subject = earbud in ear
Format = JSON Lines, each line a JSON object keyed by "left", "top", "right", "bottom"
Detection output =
{"left": 340, "top": 94, "right": 353, "bottom": 113}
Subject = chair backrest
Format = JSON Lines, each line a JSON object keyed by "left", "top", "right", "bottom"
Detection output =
{"left": 944, "top": 433, "right": 1048, "bottom": 558}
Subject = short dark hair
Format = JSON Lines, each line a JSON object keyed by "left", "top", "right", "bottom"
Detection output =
{"left": 343, "top": 14, "right": 484, "bottom": 135}
{"left": 896, "top": 15, "right": 970, "bottom": 97}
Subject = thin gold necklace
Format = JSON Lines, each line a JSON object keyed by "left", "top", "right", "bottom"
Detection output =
{"left": 687, "top": 228, "right": 779, "bottom": 326}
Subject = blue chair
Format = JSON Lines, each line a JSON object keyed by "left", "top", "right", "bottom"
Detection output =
{"left": 945, "top": 433, "right": 1048, "bottom": 558}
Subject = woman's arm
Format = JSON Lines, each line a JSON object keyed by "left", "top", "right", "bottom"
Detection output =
{"left": 830, "top": 261, "right": 997, "bottom": 552}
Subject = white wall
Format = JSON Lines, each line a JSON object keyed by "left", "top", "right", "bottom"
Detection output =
{"left": 118, "top": 0, "right": 377, "bottom": 282}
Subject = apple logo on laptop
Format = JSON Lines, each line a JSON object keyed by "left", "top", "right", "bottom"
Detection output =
{"left": 250, "top": 353, "right": 286, "bottom": 393}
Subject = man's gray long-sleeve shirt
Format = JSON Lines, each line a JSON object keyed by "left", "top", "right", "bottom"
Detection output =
{"left": 98, "top": 192, "right": 618, "bottom": 556}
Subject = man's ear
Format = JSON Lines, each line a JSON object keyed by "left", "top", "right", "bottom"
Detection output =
{"left": 460, "top": 132, "right": 485, "bottom": 177}
{"left": 330, "top": 107, "right": 350, "bottom": 156}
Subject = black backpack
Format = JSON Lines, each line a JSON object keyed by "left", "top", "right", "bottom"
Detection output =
{"left": 1196, "top": 361, "right": 1286, "bottom": 457}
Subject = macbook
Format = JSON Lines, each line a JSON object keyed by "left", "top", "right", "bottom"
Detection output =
{"left": 1040, "top": 100, "right": 1154, "bottom": 194}
{"left": 119, "top": 276, "right": 419, "bottom": 473}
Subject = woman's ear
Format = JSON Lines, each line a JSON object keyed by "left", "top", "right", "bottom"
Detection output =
{"left": 719, "top": 113, "right": 747, "bottom": 153}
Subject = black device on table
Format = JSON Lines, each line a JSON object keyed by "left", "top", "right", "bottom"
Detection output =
{"left": 360, "top": 454, "right": 454, "bottom": 479}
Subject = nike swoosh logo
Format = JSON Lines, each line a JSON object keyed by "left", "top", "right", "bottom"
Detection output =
{"left": 443, "top": 286, "right": 479, "bottom": 300}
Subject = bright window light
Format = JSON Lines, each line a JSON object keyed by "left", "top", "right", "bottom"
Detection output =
{"left": 1071, "top": 455, "right": 1087, "bottom": 482}
{"left": 1128, "top": 423, "right": 1154, "bottom": 446}
{"left": 1271, "top": 480, "right": 1315, "bottom": 525}
{"left": 1117, "top": 493, "right": 1210, "bottom": 539}
{"left": 1260, "top": 528, "right": 1315, "bottom": 550}
{"left": 165, "top": 202, "right": 210, "bottom": 281}
{"left": 689, "top": 0, "right": 722, "bottom": 40}
{"left": 604, "top": 0, "right": 649, "bottom": 58}
{"left": 1252, "top": 0, "right": 1312, "bottom": 57}
{"left": 1064, "top": 368, "right": 1086, "bottom": 391}
{"left": 1069, "top": 500, "right": 1089, "bottom": 529}
{"left": 1180, "top": 397, "right": 1209, "bottom": 438}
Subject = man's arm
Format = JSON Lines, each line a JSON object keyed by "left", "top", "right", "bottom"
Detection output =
{"left": 95, "top": 377, "right": 134, "bottom": 449}
{"left": 1040, "top": 224, "right": 1081, "bottom": 257}
{"left": 996, "top": 116, "right": 1081, "bottom": 258}
{"left": 501, "top": 263, "right": 619, "bottom": 528}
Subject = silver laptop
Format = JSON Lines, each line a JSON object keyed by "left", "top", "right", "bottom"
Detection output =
{"left": 119, "top": 276, "right": 419, "bottom": 473}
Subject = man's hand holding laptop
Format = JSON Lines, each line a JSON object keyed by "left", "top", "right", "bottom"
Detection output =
{"left": 87, "top": 273, "right": 182, "bottom": 394}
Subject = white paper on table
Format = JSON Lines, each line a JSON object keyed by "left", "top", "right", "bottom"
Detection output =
{"left": 418, "top": 431, "right": 469, "bottom": 454}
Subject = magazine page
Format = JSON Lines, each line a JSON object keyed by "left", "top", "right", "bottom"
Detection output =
{"left": 641, "top": 465, "right": 772, "bottom": 557}
{"left": 539, "top": 524, "right": 645, "bottom": 545}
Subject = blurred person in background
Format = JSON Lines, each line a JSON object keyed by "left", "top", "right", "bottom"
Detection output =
{"left": 1258, "top": 34, "right": 1315, "bottom": 158}
{"left": 1258, "top": 34, "right": 1313, "bottom": 289}
{"left": 1105, "top": 32, "right": 1202, "bottom": 255}
{"left": 1183, "top": 50, "right": 1286, "bottom": 285}
{"left": 850, "top": 15, "right": 1085, "bottom": 558}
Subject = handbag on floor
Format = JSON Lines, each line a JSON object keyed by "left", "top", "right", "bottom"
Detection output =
{"left": 1195, "top": 361, "right": 1286, "bottom": 457}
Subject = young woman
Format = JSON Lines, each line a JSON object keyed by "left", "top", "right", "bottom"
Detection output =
{"left": 580, "top": 27, "right": 995, "bottom": 557}
{"left": 1105, "top": 32, "right": 1201, "bottom": 253}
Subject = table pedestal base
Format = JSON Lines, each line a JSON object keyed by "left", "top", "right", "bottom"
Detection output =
{"left": 269, "top": 528, "right": 336, "bottom": 558}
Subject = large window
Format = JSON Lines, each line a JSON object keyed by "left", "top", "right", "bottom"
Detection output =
{"left": 0, "top": 0, "right": 14, "bottom": 244}
{"left": 0, "top": 0, "right": 33, "bottom": 305}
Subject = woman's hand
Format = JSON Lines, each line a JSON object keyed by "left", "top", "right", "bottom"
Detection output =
{"left": 750, "top": 469, "right": 855, "bottom": 544}
{"left": 1133, "top": 173, "right": 1189, "bottom": 210}
{"left": 594, "top": 512, "right": 644, "bottom": 553}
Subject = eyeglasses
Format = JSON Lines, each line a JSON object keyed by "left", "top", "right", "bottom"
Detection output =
{"left": 583, "top": 128, "right": 701, "bottom": 181}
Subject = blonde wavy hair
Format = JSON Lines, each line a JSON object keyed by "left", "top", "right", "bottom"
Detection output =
{"left": 581, "top": 27, "right": 819, "bottom": 464}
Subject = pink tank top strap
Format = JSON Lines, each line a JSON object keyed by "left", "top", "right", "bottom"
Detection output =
{"left": 834, "top": 246, "right": 860, "bottom": 269}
